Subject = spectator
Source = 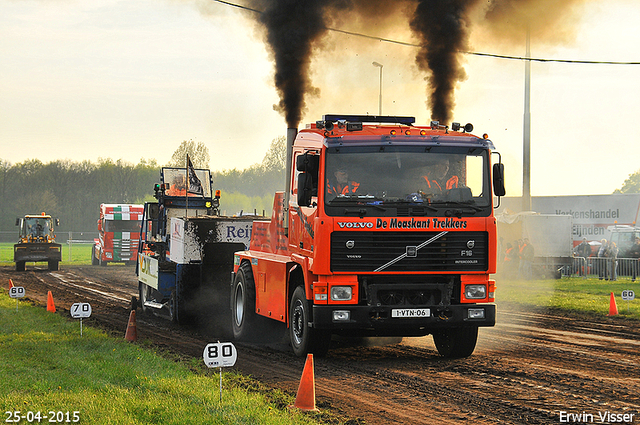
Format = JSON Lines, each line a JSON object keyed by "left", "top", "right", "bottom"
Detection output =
{"left": 629, "top": 237, "right": 640, "bottom": 282}
{"left": 606, "top": 241, "right": 619, "bottom": 281}
{"left": 573, "top": 237, "right": 591, "bottom": 276}
{"left": 522, "top": 238, "right": 535, "bottom": 279}
{"left": 598, "top": 239, "right": 608, "bottom": 280}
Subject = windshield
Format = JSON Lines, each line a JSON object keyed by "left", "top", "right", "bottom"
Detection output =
{"left": 162, "top": 168, "right": 211, "bottom": 198}
{"left": 323, "top": 146, "right": 491, "bottom": 216}
{"left": 104, "top": 220, "right": 142, "bottom": 233}
{"left": 24, "top": 217, "right": 54, "bottom": 238}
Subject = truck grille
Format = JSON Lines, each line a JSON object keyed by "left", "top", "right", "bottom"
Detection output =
{"left": 113, "top": 239, "right": 135, "bottom": 260}
{"left": 331, "top": 231, "right": 488, "bottom": 272}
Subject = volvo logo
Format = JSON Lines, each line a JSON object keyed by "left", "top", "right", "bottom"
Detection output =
{"left": 467, "top": 240, "right": 475, "bottom": 249}
{"left": 346, "top": 240, "right": 355, "bottom": 249}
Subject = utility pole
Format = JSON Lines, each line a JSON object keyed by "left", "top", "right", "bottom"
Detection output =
{"left": 372, "top": 62, "right": 383, "bottom": 116}
{"left": 522, "top": 26, "right": 532, "bottom": 212}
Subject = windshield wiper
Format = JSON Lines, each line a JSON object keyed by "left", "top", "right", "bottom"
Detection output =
{"left": 430, "top": 200, "right": 484, "bottom": 214}
{"left": 382, "top": 197, "right": 438, "bottom": 212}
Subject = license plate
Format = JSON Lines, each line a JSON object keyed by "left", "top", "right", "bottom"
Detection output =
{"left": 391, "top": 308, "right": 430, "bottom": 318}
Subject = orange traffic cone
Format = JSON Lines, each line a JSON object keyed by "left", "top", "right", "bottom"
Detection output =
{"left": 9, "top": 279, "right": 14, "bottom": 289}
{"left": 46, "top": 291, "right": 56, "bottom": 313}
{"left": 125, "top": 310, "right": 137, "bottom": 342}
{"left": 289, "top": 354, "right": 319, "bottom": 412}
{"left": 607, "top": 292, "right": 618, "bottom": 316}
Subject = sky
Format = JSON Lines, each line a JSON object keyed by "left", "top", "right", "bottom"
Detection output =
{"left": 1, "top": 0, "right": 639, "bottom": 197}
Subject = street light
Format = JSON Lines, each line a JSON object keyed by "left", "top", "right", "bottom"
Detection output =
{"left": 372, "top": 61, "right": 383, "bottom": 116}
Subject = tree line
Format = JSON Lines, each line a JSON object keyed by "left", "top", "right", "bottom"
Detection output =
{"left": 0, "top": 137, "right": 285, "bottom": 234}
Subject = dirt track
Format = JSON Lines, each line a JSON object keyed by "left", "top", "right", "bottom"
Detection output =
{"left": 2, "top": 265, "right": 640, "bottom": 424}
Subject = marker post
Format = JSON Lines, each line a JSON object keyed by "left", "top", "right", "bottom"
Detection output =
{"left": 70, "top": 303, "right": 92, "bottom": 336}
{"left": 203, "top": 342, "right": 238, "bottom": 403}
{"left": 9, "top": 286, "right": 25, "bottom": 311}
{"left": 621, "top": 290, "right": 635, "bottom": 314}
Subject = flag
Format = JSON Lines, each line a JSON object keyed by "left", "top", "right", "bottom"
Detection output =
{"left": 187, "top": 155, "right": 204, "bottom": 196}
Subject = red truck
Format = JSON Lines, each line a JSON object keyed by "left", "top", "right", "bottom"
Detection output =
{"left": 93, "top": 204, "right": 144, "bottom": 266}
{"left": 231, "top": 115, "right": 506, "bottom": 358}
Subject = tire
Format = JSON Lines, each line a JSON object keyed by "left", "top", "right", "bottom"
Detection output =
{"left": 231, "top": 263, "right": 260, "bottom": 341}
{"left": 91, "top": 245, "right": 99, "bottom": 266}
{"left": 16, "top": 261, "right": 25, "bottom": 272}
{"left": 289, "top": 286, "right": 331, "bottom": 357}
{"left": 432, "top": 326, "right": 478, "bottom": 359}
{"left": 48, "top": 260, "right": 59, "bottom": 271}
{"left": 169, "top": 290, "right": 178, "bottom": 323}
{"left": 138, "top": 282, "right": 151, "bottom": 314}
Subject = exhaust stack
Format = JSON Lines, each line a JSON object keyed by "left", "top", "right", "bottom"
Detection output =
{"left": 283, "top": 127, "right": 297, "bottom": 234}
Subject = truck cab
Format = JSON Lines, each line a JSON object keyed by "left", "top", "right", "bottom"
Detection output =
{"left": 232, "top": 115, "right": 506, "bottom": 358}
{"left": 93, "top": 204, "right": 144, "bottom": 266}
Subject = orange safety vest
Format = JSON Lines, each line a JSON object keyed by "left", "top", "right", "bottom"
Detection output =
{"left": 422, "top": 175, "right": 458, "bottom": 191}
{"left": 328, "top": 181, "right": 360, "bottom": 195}
{"left": 504, "top": 247, "right": 513, "bottom": 262}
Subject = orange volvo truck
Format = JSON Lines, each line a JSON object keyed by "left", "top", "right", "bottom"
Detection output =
{"left": 232, "top": 114, "right": 506, "bottom": 358}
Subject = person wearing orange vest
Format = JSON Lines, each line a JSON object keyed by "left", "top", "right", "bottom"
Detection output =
{"left": 422, "top": 159, "right": 459, "bottom": 194}
{"left": 327, "top": 167, "right": 360, "bottom": 196}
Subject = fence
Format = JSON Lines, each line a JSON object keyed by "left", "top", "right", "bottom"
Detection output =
{"left": 566, "top": 257, "right": 640, "bottom": 280}
{"left": 0, "top": 231, "right": 98, "bottom": 243}
{"left": 1, "top": 231, "right": 98, "bottom": 262}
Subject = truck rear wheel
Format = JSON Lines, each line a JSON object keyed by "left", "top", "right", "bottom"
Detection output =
{"left": 16, "top": 261, "right": 25, "bottom": 272}
{"left": 289, "top": 286, "right": 331, "bottom": 357}
{"left": 432, "top": 326, "right": 478, "bottom": 358}
{"left": 232, "top": 263, "right": 260, "bottom": 341}
{"left": 48, "top": 260, "right": 59, "bottom": 271}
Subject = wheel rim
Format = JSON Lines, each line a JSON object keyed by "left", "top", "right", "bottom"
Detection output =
{"left": 291, "top": 299, "right": 304, "bottom": 346}
{"left": 234, "top": 284, "right": 244, "bottom": 327}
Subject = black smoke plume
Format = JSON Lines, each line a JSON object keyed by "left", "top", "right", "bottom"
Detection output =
{"left": 410, "top": 0, "right": 474, "bottom": 125}
{"left": 241, "top": 0, "right": 586, "bottom": 128}
{"left": 251, "top": 0, "right": 339, "bottom": 128}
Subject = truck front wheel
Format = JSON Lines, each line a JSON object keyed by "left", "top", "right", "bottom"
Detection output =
{"left": 138, "top": 282, "right": 151, "bottom": 314}
{"left": 289, "top": 286, "right": 331, "bottom": 357}
{"left": 232, "top": 263, "right": 259, "bottom": 341}
{"left": 91, "top": 245, "right": 99, "bottom": 266}
{"left": 432, "top": 326, "right": 478, "bottom": 358}
{"left": 16, "top": 261, "right": 25, "bottom": 272}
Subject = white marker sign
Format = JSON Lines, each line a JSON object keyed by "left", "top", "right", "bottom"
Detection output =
{"left": 622, "top": 290, "right": 635, "bottom": 301}
{"left": 203, "top": 342, "right": 237, "bottom": 368}
{"left": 9, "top": 286, "right": 25, "bottom": 298}
{"left": 70, "top": 303, "right": 92, "bottom": 318}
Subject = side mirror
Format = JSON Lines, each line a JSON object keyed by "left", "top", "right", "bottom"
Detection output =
{"left": 492, "top": 163, "right": 506, "bottom": 197}
{"left": 15, "top": 218, "right": 20, "bottom": 226}
{"left": 296, "top": 152, "right": 319, "bottom": 173}
{"left": 55, "top": 218, "right": 60, "bottom": 226}
{"left": 297, "top": 172, "right": 314, "bottom": 207}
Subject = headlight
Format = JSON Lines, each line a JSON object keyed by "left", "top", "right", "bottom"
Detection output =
{"left": 464, "top": 284, "right": 486, "bottom": 299}
{"left": 332, "top": 310, "right": 350, "bottom": 321}
{"left": 330, "top": 286, "right": 352, "bottom": 301}
{"left": 467, "top": 308, "right": 485, "bottom": 319}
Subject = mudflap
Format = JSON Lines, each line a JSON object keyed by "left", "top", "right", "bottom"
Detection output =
{"left": 175, "top": 263, "right": 200, "bottom": 326}
{"left": 180, "top": 242, "right": 245, "bottom": 337}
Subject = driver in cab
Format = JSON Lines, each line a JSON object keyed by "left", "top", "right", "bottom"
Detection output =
{"left": 421, "top": 158, "right": 459, "bottom": 194}
{"left": 327, "top": 166, "right": 360, "bottom": 197}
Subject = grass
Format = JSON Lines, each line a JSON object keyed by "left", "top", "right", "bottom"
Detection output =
{"left": 0, "top": 242, "right": 95, "bottom": 266}
{"left": 0, "top": 292, "right": 325, "bottom": 425}
{"left": 496, "top": 275, "right": 640, "bottom": 319}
